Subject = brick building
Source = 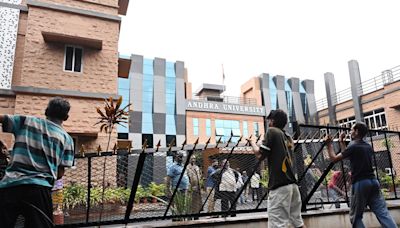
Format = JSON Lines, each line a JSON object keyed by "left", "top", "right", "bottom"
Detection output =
{"left": 317, "top": 60, "right": 400, "bottom": 176}
{"left": 0, "top": 0, "right": 129, "bottom": 152}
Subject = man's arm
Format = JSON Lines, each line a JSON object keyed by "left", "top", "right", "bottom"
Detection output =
{"left": 57, "top": 166, "right": 65, "bottom": 179}
{"left": 325, "top": 135, "right": 344, "bottom": 162}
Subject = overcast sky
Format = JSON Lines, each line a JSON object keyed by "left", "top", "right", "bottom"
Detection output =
{"left": 119, "top": 0, "right": 400, "bottom": 101}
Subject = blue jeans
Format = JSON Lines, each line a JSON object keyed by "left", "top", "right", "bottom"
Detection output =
{"left": 350, "top": 178, "right": 397, "bottom": 228}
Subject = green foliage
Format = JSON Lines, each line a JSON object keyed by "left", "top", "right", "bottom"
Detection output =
{"left": 63, "top": 184, "right": 132, "bottom": 210}
{"left": 381, "top": 138, "right": 395, "bottom": 150}
{"left": 260, "top": 169, "right": 269, "bottom": 188}
{"left": 171, "top": 192, "right": 192, "bottom": 218}
{"left": 148, "top": 182, "right": 166, "bottom": 197}
{"left": 63, "top": 183, "right": 86, "bottom": 210}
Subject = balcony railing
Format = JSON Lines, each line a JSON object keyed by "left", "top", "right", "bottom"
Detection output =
{"left": 191, "top": 95, "right": 258, "bottom": 106}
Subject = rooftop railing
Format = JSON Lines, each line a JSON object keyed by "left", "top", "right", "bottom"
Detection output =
{"left": 191, "top": 95, "right": 258, "bottom": 106}
{"left": 316, "top": 64, "right": 400, "bottom": 111}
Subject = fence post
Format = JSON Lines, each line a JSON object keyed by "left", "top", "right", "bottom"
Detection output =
{"left": 384, "top": 132, "right": 397, "bottom": 198}
{"left": 124, "top": 141, "right": 148, "bottom": 223}
{"left": 85, "top": 156, "right": 92, "bottom": 224}
{"left": 369, "top": 131, "right": 380, "bottom": 183}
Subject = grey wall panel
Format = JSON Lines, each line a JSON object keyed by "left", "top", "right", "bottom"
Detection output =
{"left": 260, "top": 74, "right": 272, "bottom": 112}
{"left": 175, "top": 114, "right": 186, "bottom": 135}
{"left": 129, "top": 111, "right": 142, "bottom": 133}
{"left": 273, "top": 75, "right": 286, "bottom": 90}
{"left": 288, "top": 78, "right": 305, "bottom": 123}
{"left": 127, "top": 154, "right": 139, "bottom": 187}
{"left": 153, "top": 76, "right": 166, "bottom": 114}
{"left": 154, "top": 58, "right": 166, "bottom": 77}
{"left": 274, "top": 76, "right": 288, "bottom": 113}
{"left": 288, "top": 77, "right": 299, "bottom": 92}
{"left": 175, "top": 61, "right": 184, "bottom": 79}
{"left": 348, "top": 60, "right": 364, "bottom": 122}
{"left": 176, "top": 77, "right": 186, "bottom": 115}
{"left": 131, "top": 54, "right": 143, "bottom": 74}
{"left": 301, "top": 80, "right": 318, "bottom": 124}
{"left": 153, "top": 113, "right": 166, "bottom": 134}
{"left": 324, "top": 72, "right": 337, "bottom": 125}
{"left": 277, "top": 90, "right": 288, "bottom": 113}
{"left": 153, "top": 153, "right": 166, "bottom": 184}
{"left": 306, "top": 93, "right": 318, "bottom": 124}
{"left": 302, "top": 80, "right": 314, "bottom": 94}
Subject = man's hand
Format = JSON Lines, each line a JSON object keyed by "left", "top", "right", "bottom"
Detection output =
{"left": 324, "top": 135, "right": 333, "bottom": 145}
{"left": 339, "top": 132, "right": 347, "bottom": 142}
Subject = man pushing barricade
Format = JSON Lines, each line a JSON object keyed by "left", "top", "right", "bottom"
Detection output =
{"left": 325, "top": 122, "right": 397, "bottom": 228}
{"left": 250, "top": 109, "right": 305, "bottom": 228}
{"left": 0, "top": 97, "right": 75, "bottom": 228}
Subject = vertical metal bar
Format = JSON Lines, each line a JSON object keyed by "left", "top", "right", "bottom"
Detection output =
{"left": 369, "top": 131, "right": 380, "bottom": 183}
{"left": 124, "top": 150, "right": 147, "bottom": 222}
{"left": 339, "top": 160, "right": 349, "bottom": 203}
{"left": 384, "top": 132, "right": 397, "bottom": 198}
{"left": 301, "top": 162, "right": 336, "bottom": 211}
{"left": 85, "top": 157, "right": 92, "bottom": 224}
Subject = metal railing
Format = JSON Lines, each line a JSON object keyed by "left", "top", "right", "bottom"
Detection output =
{"left": 191, "top": 95, "right": 258, "bottom": 106}
{"left": 49, "top": 124, "right": 400, "bottom": 227}
{"left": 316, "top": 64, "right": 400, "bottom": 111}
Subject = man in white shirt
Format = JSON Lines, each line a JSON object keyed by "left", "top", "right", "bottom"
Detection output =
{"left": 250, "top": 172, "right": 261, "bottom": 202}
{"left": 212, "top": 159, "right": 239, "bottom": 216}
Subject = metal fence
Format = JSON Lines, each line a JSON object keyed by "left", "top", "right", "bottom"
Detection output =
{"left": 55, "top": 124, "right": 400, "bottom": 227}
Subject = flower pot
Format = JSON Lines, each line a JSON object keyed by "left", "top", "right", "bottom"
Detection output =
{"left": 152, "top": 197, "right": 157, "bottom": 203}
{"left": 141, "top": 197, "right": 147, "bottom": 203}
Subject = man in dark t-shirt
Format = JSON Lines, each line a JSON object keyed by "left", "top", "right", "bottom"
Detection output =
{"left": 250, "top": 110, "right": 304, "bottom": 228}
{"left": 325, "top": 122, "right": 396, "bottom": 228}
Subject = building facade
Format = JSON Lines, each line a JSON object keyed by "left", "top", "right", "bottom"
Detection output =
{"left": 0, "top": 0, "right": 129, "bottom": 152}
{"left": 117, "top": 55, "right": 186, "bottom": 149}
{"left": 317, "top": 60, "right": 400, "bottom": 177}
{"left": 317, "top": 61, "right": 400, "bottom": 131}
{"left": 240, "top": 74, "right": 318, "bottom": 133}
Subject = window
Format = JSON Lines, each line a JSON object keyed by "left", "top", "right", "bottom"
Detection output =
{"left": 193, "top": 118, "right": 199, "bottom": 136}
{"left": 364, "top": 109, "right": 387, "bottom": 131}
{"left": 254, "top": 122, "right": 259, "bottom": 137}
{"left": 64, "top": 46, "right": 83, "bottom": 72}
{"left": 215, "top": 119, "right": 240, "bottom": 143}
{"left": 206, "top": 119, "right": 211, "bottom": 137}
{"left": 243, "top": 121, "right": 248, "bottom": 137}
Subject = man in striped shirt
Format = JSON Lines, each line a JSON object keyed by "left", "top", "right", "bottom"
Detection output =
{"left": 0, "top": 97, "right": 74, "bottom": 228}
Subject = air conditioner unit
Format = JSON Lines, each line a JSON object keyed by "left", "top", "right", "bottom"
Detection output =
{"left": 385, "top": 168, "right": 396, "bottom": 176}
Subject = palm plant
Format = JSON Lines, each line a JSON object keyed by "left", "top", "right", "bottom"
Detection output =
{"left": 95, "top": 96, "right": 130, "bottom": 221}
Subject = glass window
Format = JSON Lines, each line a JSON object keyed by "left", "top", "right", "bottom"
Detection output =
{"left": 143, "top": 59, "right": 154, "bottom": 75}
{"left": 166, "top": 115, "right": 176, "bottom": 135}
{"left": 216, "top": 128, "right": 225, "bottom": 136}
{"left": 118, "top": 78, "right": 130, "bottom": 90}
{"left": 193, "top": 118, "right": 199, "bottom": 136}
{"left": 166, "top": 62, "right": 176, "bottom": 77}
{"left": 64, "top": 46, "right": 83, "bottom": 73}
{"left": 206, "top": 119, "right": 211, "bottom": 137}
{"left": 254, "top": 122, "right": 259, "bottom": 137}
{"left": 243, "top": 121, "right": 248, "bottom": 137}
{"left": 215, "top": 120, "right": 223, "bottom": 128}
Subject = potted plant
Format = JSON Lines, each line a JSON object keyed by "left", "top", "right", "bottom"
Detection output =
{"left": 148, "top": 182, "right": 166, "bottom": 203}
{"left": 135, "top": 185, "right": 145, "bottom": 203}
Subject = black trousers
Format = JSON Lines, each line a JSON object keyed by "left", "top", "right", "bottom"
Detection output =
{"left": 220, "top": 191, "right": 236, "bottom": 214}
{"left": 0, "top": 185, "right": 53, "bottom": 228}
